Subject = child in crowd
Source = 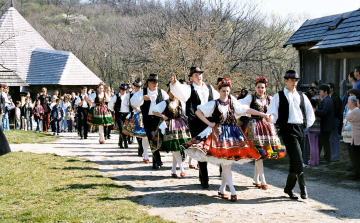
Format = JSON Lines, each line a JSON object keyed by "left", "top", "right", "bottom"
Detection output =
{"left": 33, "top": 100, "right": 44, "bottom": 132}
{"left": 15, "top": 101, "right": 21, "bottom": 130}
{"left": 308, "top": 99, "right": 321, "bottom": 165}
{"left": 50, "top": 98, "right": 64, "bottom": 136}
{"left": 66, "top": 105, "right": 75, "bottom": 132}
{"left": 21, "top": 98, "right": 33, "bottom": 131}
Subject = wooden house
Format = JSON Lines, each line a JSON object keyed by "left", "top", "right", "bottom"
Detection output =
{"left": 0, "top": 5, "right": 102, "bottom": 100}
{"left": 284, "top": 9, "right": 360, "bottom": 96}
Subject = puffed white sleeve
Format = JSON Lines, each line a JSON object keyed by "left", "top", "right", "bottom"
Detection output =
{"left": 153, "top": 101, "right": 167, "bottom": 114}
{"left": 87, "top": 93, "right": 96, "bottom": 102}
{"left": 170, "top": 81, "right": 191, "bottom": 102}
{"left": 108, "top": 95, "right": 117, "bottom": 111}
{"left": 130, "top": 89, "right": 144, "bottom": 107}
{"left": 238, "top": 94, "right": 252, "bottom": 106}
{"left": 197, "top": 100, "right": 215, "bottom": 118}
{"left": 265, "top": 93, "right": 279, "bottom": 124}
{"left": 123, "top": 93, "right": 130, "bottom": 109}
{"left": 232, "top": 96, "right": 249, "bottom": 116}
{"left": 180, "top": 100, "right": 186, "bottom": 113}
{"left": 75, "top": 97, "right": 81, "bottom": 106}
{"left": 211, "top": 85, "right": 220, "bottom": 100}
{"left": 161, "top": 89, "right": 169, "bottom": 101}
{"left": 303, "top": 93, "right": 315, "bottom": 128}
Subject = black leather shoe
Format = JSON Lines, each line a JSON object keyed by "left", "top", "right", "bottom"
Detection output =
{"left": 296, "top": 173, "right": 308, "bottom": 199}
{"left": 284, "top": 188, "right": 298, "bottom": 199}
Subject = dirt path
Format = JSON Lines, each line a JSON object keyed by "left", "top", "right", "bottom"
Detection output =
{"left": 10, "top": 132, "right": 360, "bottom": 222}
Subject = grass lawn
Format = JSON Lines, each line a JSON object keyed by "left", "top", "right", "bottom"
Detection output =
{"left": 0, "top": 152, "right": 168, "bottom": 222}
{"left": 4, "top": 130, "right": 57, "bottom": 144}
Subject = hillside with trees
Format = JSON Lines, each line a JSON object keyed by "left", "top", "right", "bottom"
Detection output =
{"left": 0, "top": 0, "right": 300, "bottom": 94}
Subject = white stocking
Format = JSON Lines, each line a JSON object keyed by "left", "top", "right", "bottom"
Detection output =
{"left": 173, "top": 151, "right": 185, "bottom": 173}
{"left": 171, "top": 153, "right": 177, "bottom": 174}
{"left": 142, "top": 137, "right": 149, "bottom": 160}
{"left": 257, "top": 159, "right": 267, "bottom": 185}
{"left": 222, "top": 164, "right": 236, "bottom": 195}
{"left": 253, "top": 160, "right": 260, "bottom": 184}
{"left": 98, "top": 126, "right": 105, "bottom": 142}
{"left": 188, "top": 157, "right": 193, "bottom": 166}
{"left": 219, "top": 164, "right": 227, "bottom": 194}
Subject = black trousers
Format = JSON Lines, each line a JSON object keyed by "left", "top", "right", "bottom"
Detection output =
{"left": 279, "top": 124, "right": 305, "bottom": 174}
{"left": 319, "top": 131, "right": 331, "bottom": 162}
{"left": 51, "top": 120, "right": 61, "bottom": 133}
{"left": 77, "top": 107, "right": 89, "bottom": 138}
{"left": 189, "top": 117, "right": 211, "bottom": 184}
{"left": 115, "top": 112, "right": 129, "bottom": 143}
{"left": 352, "top": 145, "right": 360, "bottom": 177}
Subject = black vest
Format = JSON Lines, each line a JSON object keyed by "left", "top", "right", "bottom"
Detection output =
{"left": 114, "top": 93, "right": 123, "bottom": 113}
{"left": 276, "top": 90, "right": 306, "bottom": 129}
{"left": 129, "top": 92, "right": 135, "bottom": 113}
{"left": 186, "top": 84, "right": 213, "bottom": 120}
{"left": 212, "top": 98, "right": 234, "bottom": 124}
{"left": 140, "top": 88, "right": 163, "bottom": 117}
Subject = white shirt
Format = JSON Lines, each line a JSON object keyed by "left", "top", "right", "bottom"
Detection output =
{"left": 2, "top": 92, "right": 9, "bottom": 105}
{"left": 75, "top": 94, "right": 89, "bottom": 108}
{"left": 153, "top": 99, "right": 186, "bottom": 114}
{"left": 238, "top": 94, "right": 273, "bottom": 118}
{"left": 198, "top": 95, "right": 249, "bottom": 119}
{"left": 130, "top": 88, "right": 169, "bottom": 115}
{"left": 108, "top": 92, "right": 129, "bottom": 113}
{"left": 88, "top": 92, "right": 111, "bottom": 107}
{"left": 170, "top": 81, "right": 220, "bottom": 105}
{"left": 266, "top": 88, "right": 315, "bottom": 128}
{"left": 129, "top": 89, "right": 141, "bottom": 112}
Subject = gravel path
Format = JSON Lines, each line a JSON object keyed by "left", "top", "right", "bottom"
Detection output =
{"left": 10, "top": 132, "right": 360, "bottom": 222}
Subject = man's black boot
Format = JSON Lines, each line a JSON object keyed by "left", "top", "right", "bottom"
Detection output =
{"left": 284, "top": 173, "right": 298, "bottom": 199}
{"left": 297, "top": 172, "right": 308, "bottom": 199}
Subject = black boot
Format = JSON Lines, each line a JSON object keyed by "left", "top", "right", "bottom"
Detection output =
{"left": 199, "top": 162, "right": 209, "bottom": 189}
{"left": 284, "top": 173, "right": 298, "bottom": 199}
{"left": 152, "top": 151, "right": 160, "bottom": 169}
{"left": 297, "top": 172, "right": 308, "bottom": 199}
{"left": 123, "top": 134, "right": 128, "bottom": 148}
{"left": 137, "top": 137, "right": 143, "bottom": 157}
{"left": 128, "top": 136, "right": 133, "bottom": 144}
{"left": 119, "top": 134, "right": 124, "bottom": 148}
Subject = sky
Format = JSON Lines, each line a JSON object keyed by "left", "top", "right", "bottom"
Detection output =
{"left": 258, "top": 0, "right": 360, "bottom": 27}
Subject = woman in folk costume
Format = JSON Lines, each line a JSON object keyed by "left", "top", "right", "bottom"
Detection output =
{"left": 87, "top": 82, "right": 114, "bottom": 144}
{"left": 123, "top": 78, "right": 151, "bottom": 163}
{"left": 152, "top": 84, "right": 192, "bottom": 177}
{"left": 239, "top": 76, "right": 285, "bottom": 190}
{"left": 182, "top": 78, "right": 269, "bottom": 202}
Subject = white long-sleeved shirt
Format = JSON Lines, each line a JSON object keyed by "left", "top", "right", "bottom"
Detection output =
{"left": 75, "top": 94, "right": 89, "bottom": 108}
{"left": 170, "top": 81, "right": 220, "bottom": 105}
{"left": 130, "top": 88, "right": 169, "bottom": 115}
{"left": 88, "top": 92, "right": 111, "bottom": 107}
{"left": 265, "top": 88, "right": 315, "bottom": 128}
{"left": 108, "top": 92, "right": 129, "bottom": 113}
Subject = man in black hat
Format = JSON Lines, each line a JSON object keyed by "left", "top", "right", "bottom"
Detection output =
{"left": 131, "top": 74, "right": 169, "bottom": 169}
{"left": 108, "top": 84, "right": 130, "bottom": 148}
{"left": 170, "top": 67, "right": 220, "bottom": 188}
{"left": 75, "top": 86, "right": 91, "bottom": 139}
{"left": 265, "top": 70, "right": 315, "bottom": 199}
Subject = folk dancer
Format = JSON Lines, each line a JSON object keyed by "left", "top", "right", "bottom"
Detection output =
{"left": 265, "top": 70, "right": 315, "bottom": 199}
{"left": 131, "top": 74, "right": 169, "bottom": 169}
{"left": 108, "top": 84, "right": 129, "bottom": 148}
{"left": 170, "top": 67, "right": 220, "bottom": 188}
{"left": 152, "top": 84, "right": 192, "bottom": 177}
{"left": 75, "top": 86, "right": 90, "bottom": 139}
{"left": 87, "top": 82, "right": 114, "bottom": 144}
{"left": 181, "top": 78, "right": 267, "bottom": 201}
{"left": 239, "top": 76, "right": 285, "bottom": 190}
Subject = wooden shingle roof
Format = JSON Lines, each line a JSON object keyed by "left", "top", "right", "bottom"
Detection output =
{"left": 0, "top": 71, "right": 28, "bottom": 86}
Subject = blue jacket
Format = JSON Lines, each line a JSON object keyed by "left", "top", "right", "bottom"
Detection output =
{"left": 315, "top": 96, "right": 335, "bottom": 132}
{"left": 50, "top": 105, "right": 64, "bottom": 121}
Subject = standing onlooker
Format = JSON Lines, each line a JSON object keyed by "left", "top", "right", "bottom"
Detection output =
{"left": 0, "top": 84, "right": 4, "bottom": 129}
{"left": 50, "top": 99, "right": 64, "bottom": 136}
{"left": 33, "top": 100, "right": 44, "bottom": 132}
{"left": 345, "top": 95, "right": 360, "bottom": 181}
{"left": 2, "top": 85, "right": 11, "bottom": 131}
{"left": 238, "top": 88, "right": 248, "bottom": 99}
{"left": 21, "top": 98, "right": 33, "bottom": 131}
{"left": 61, "top": 95, "right": 71, "bottom": 132}
{"left": 39, "top": 88, "right": 52, "bottom": 132}
{"left": 24, "top": 92, "right": 34, "bottom": 130}
{"left": 312, "top": 81, "right": 319, "bottom": 91}
{"left": 341, "top": 72, "right": 357, "bottom": 119}
{"left": 315, "top": 85, "right": 335, "bottom": 164}
{"left": 54, "top": 90, "right": 60, "bottom": 99}
{"left": 308, "top": 99, "right": 320, "bottom": 166}
{"left": 66, "top": 106, "right": 75, "bottom": 132}
{"left": 236, "top": 87, "right": 242, "bottom": 99}
{"left": 327, "top": 83, "right": 342, "bottom": 161}
{"left": 342, "top": 95, "right": 358, "bottom": 172}
{"left": 353, "top": 66, "right": 360, "bottom": 91}
{"left": 15, "top": 101, "right": 21, "bottom": 130}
